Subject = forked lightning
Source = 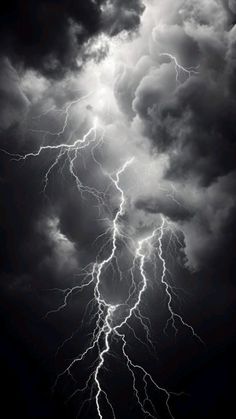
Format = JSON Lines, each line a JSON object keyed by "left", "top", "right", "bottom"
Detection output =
{"left": 1, "top": 65, "right": 202, "bottom": 418}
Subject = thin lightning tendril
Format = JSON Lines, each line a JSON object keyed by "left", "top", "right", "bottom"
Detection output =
{"left": 160, "top": 52, "right": 199, "bottom": 83}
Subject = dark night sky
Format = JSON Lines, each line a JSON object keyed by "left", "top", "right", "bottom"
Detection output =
{"left": 0, "top": 1, "right": 235, "bottom": 418}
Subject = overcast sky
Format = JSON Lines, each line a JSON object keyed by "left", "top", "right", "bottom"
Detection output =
{"left": 0, "top": 1, "right": 235, "bottom": 418}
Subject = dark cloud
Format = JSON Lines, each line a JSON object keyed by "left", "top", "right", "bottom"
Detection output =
{"left": 0, "top": 140, "right": 107, "bottom": 289}
{"left": 0, "top": 58, "right": 29, "bottom": 129}
{"left": 135, "top": 194, "right": 193, "bottom": 222}
{"left": 113, "top": 1, "right": 236, "bottom": 187}
{"left": 0, "top": 0, "right": 235, "bottom": 284}
{"left": 0, "top": 2, "right": 235, "bottom": 418}
{"left": 0, "top": 0, "right": 144, "bottom": 77}
{"left": 145, "top": 75, "right": 236, "bottom": 186}
{"left": 225, "top": 0, "right": 236, "bottom": 15}
{"left": 110, "top": 0, "right": 236, "bottom": 271}
{"left": 102, "top": 0, "right": 145, "bottom": 35}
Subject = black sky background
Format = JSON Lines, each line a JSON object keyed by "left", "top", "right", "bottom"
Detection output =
{"left": 0, "top": 1, "right": 235, "bottom": 418}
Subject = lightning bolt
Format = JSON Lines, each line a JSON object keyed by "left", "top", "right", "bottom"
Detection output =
{"left": 157, "top": 217, "right": 204, "bottom": 343}
{"left": 0, "top": 92, "right": 109, "bottom": 207}
{"left": 1, "top": 90, "right": 203, "bottom": 418}
{"left": 51, "top": 209, "right": 193, "bottom": 418}
{"left": 160, "top": 52, "right": 199, "bottom": 84}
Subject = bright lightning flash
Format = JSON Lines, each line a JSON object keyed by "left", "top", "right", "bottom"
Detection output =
{"left": 1, "top": 73, "right": 202, "bottom": 419}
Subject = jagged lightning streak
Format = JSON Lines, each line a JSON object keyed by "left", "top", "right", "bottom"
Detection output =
{"left": 52, "top": 158, "right": 134, "bottom": 416}
{"left": 160, "top": 52, "right": 199, "bottom": 83}
{"left": 113, "top": 227, "right": 180, "bottom": 419}
{"left": 1, "top": 97, "right": 108, "bottom": 205}
{"left": 52, "top": 209, "right": 190, "bottom": 418}
{"left": 0, "top": 85, "right": 203, "bottom": 419}
{"left": 157, "top": 217, "right": 204, "bottom": 343}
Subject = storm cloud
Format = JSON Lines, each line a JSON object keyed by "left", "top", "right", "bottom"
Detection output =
{"left": 111, "top": 0, "right": 236, "bottom": 269}
{"left": 0, "top": 2, "right": 235, "bottom": 418}
{"left": 0, "top": 0, "right": 144, "bottom": 77}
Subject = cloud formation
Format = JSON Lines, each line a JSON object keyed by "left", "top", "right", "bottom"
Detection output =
{"left": 110, "top": 0, "right": 236, "bottom": 269}
{"left": 0, "top": 0, "right": 144, "bottom": 77}
{"left": 1, "top": 0, "right": 236, "bottom": 281}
